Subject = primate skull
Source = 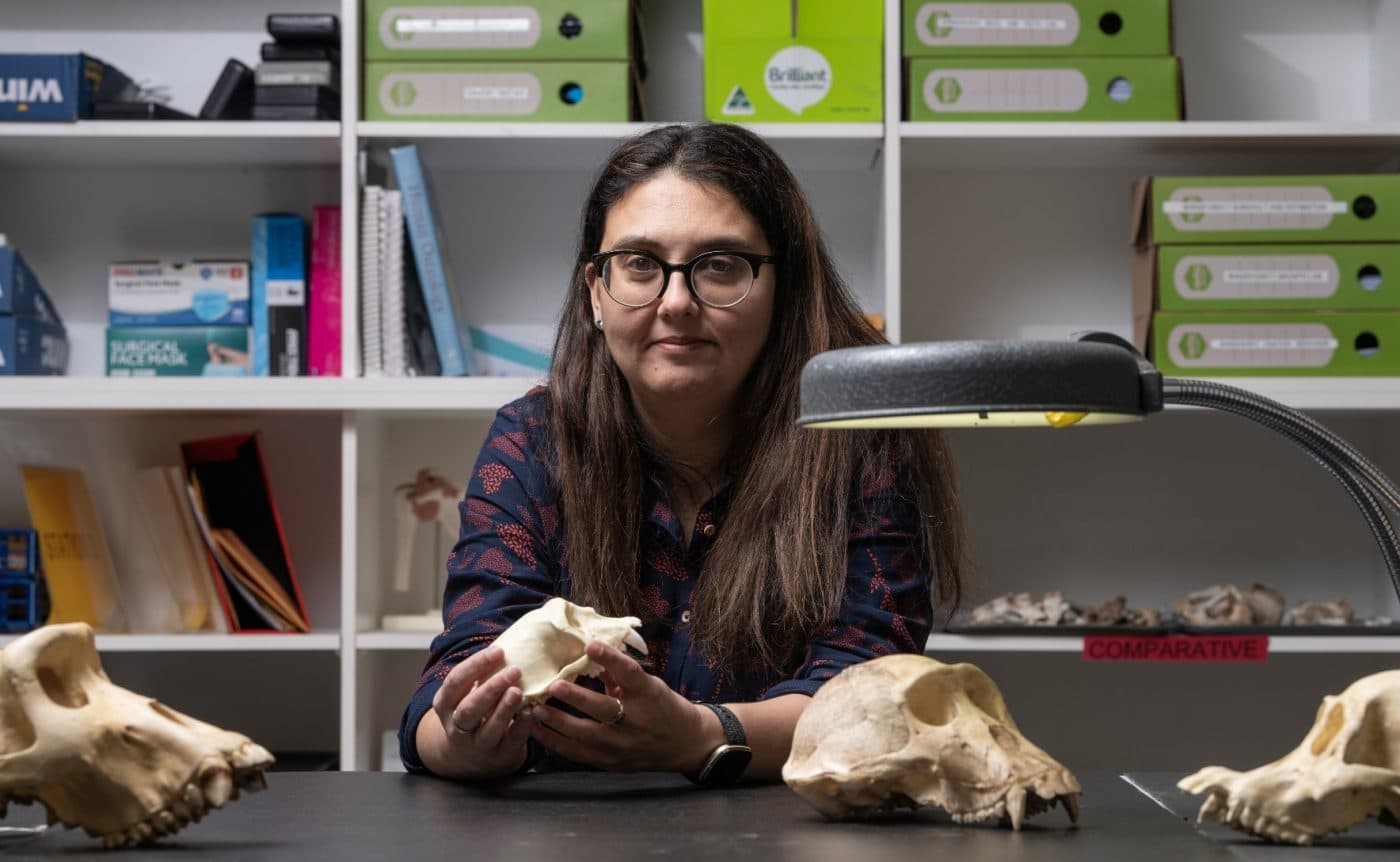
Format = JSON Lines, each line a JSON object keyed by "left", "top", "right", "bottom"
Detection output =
{"left": 495, "top": 598, "right": 647, "bottom": 704}
{"left": 0, "top": 623, "right": 274, "bottom": 848}
{"left": 1179, "top": 669, "right": 1400, "bottom": 845}
{"left": 783, "top": 654, "right": 1080, "bottom": 829}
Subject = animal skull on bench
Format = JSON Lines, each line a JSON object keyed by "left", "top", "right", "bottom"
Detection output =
{"left": 0, "top": 623, "right": 273, "bottom": 848}
{"left": 1179, "top": 669, "right": 1400, "bottom": 845}
{"left": 783, "top": 654, "right": 1081, "bottom": 829}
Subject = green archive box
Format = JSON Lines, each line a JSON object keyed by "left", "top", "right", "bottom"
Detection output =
{"left": 363, "top": 0, "right": 635, "bottom": 60}
{"left": 364, "top": 61, "right": 633, "bottom": 120}
{"left": 908, "top": 57, "right": 1180, "bottom": 121}
{"left": 1151, "top": 311, "right": 1400, "bottom": 376}
{"left": 1156, "top": 244, "right": 1400, "bottom": 311}
{"left": 903, "top": 1, "right": 1173, "bottom": 56}
{"left": 703, "top": 0, "right": 883, "bottom": 123}
{"left": 1135, "top": 175, "right": 1400, "bottom": 245}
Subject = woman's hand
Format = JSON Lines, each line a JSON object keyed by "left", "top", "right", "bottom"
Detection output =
{"left": 530, "top": 641, "right": 717, "bottom": 773}
{"left": 419, "top": 646, "right": 537, "bottom": 780}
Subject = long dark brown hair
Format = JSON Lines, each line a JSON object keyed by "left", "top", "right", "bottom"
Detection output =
{"left": 547, "top": 123, "right": 966, "bottom": 673}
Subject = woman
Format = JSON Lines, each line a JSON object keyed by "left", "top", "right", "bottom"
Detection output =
{"left": 400, "top": 123, "right": 966, "bottom": 783}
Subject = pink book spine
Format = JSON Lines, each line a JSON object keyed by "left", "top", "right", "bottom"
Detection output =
{"left": 307, "top": 205, "right": 343, "bottom": 377}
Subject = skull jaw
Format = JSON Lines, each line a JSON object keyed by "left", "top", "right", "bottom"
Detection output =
{"left": 0, "top": 624, "right": 275, "bottom": 848}
{"left": 1181, "top": 761, "right": 1400, "bottom": 845}
{"left": 785, "top": 745, "right": 1082, "bottom": 829}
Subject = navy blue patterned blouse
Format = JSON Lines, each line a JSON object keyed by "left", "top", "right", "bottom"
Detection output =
{"left": 399, "top": 387, "right": 933, "bottom": 774}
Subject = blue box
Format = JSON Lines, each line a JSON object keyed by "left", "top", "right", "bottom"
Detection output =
{"left": 1, "top": 575, "right": 40, "bottom": 632}
{"left": 0, "top": 53, "right": 138, "bottom": 121}
{"left": 0, "top": 247, "right": 63, "bottom": 324}
{"left": 1, "top": 529, "right": 39, "bottom": 576}
{"left": 0, "top": 316, "right": 68, "bottom": 375}
{"left": 252, "top": 214, "right": 307, "bottom": 376}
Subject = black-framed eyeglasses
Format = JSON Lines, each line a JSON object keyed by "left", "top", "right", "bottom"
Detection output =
{"left": 591, "top": 249, "right": 775, "bottom": 309}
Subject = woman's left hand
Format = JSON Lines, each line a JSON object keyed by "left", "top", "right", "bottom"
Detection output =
{"left": 530, "top": 641, "right": 713, "bottom": 773}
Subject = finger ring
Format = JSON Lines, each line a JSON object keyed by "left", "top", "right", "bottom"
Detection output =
{"left": 450, "top": 716, "right": 475, "bottom": 735}
{"left": 605, "top": 697, "right": 625, "bottom": 726}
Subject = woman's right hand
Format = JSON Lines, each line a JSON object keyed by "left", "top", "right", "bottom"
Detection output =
{"left": 417, "top": 646, "right": 537, "bottom": 780}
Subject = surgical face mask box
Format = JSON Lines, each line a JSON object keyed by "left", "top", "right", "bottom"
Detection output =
{"left": 363, "top": 0, "right": 636, "bottom": 60}
{"left": 106, "top": 326, "right": 251, "bottom": 377}
{"left": 0, "top": 53, "right": 138, "bottom": 121}
{"left": 108, "top": 260, "right": 251, "bottom": 326}
{"left": 1134, "top": 175, "right": 1400, "bottom": 245}
{"left": 1150, "top": 311, "right": 1400, "bottom": 376}
{"left": 364, "top": 60, "right": 633, "bottom": 120}
{"left": 703, "top": 0, "right": 883, "bottom": 123}
{"left": 903, "top": 1, "right": 1172, "bottom": 56}
{"left": 0, "top": 316, "right": 68, "bottom": 376}
{"left": 908, "top": 56, "right": 1180, "bottom": 121}
{"left": 0, "top": 247, "right": 62, "bottom": 325}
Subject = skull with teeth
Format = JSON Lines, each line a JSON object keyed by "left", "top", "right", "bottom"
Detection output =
{"left": 0, "top": 623, "right": 274, "bottom": 848}
{"left": 1179, "top": 669, "right": 1400, "bottom": 845}
{"left": 782, "top": 654, "right": 1081, "bottom": 829}
{"left": 493, "top": 598, "right": 648, "bottom": 704}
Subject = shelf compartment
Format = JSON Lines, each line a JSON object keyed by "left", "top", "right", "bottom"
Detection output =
{"left": 0, "top": 376, "right": 540, "bottom": 412}
{"left": 901, "top": 122, "right": 1400, "bottom": 173}
{"left": 0, "top": 121, "right": 342, "bottom": 167}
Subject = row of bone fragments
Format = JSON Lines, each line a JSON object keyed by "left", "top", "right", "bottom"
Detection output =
{"left": 969, "top": 584, "right": 1393, "bottom": 628}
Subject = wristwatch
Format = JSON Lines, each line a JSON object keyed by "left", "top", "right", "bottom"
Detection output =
{"left": 684, "top": 703, "right": 753, "bottom": 787}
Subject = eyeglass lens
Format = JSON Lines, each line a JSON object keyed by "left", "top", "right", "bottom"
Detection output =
{"left": 603, "top": 252, "right": 754, "bottom": 307}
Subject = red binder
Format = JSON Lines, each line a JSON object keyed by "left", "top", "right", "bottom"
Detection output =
{"left": 179, "top": 432, "right": 310, "bottom": 633}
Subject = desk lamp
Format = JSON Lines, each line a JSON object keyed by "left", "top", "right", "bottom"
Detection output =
{"left": 796, "top": 331, "right": 1400, "bottom": 605}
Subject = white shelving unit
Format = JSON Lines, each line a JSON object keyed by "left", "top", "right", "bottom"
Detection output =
{"left": 2, "top": 0, "right": 1398, "bottom": 774}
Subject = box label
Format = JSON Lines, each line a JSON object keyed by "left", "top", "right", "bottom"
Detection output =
{"left": 765, "top": 46, "right": 832, "bottom": 115}
{"left": 365, "top": 0, "right": 632, "bottom": 60}
{"left": 1084, "top": 636, "right": 1269, "bottom": 663}
{"left": 1173, "top": 254, "right": 1338, "bottom": 301}
{"left": 905, "top": 0, "right": 1172, "bottom": 56}
{"left": 909, "top": 56, "right": 1179, "bottom": 121}
{"left": 366, "top": 61, "right": 630, "bottom": 120}
{"left": 916, "top": 3, "right": 1079, "bottom": 46}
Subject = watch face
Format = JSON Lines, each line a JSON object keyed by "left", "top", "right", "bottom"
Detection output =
{"left": 701, "top": 745, "right": 753, "bottom": 786}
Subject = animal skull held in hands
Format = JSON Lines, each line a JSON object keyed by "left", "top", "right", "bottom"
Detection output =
{"left": 783, "top": 654, "right": 1080, "bottom": 829}
{"left": 494, "top": 598, "right": 647, "bottom": 704}
{"left": 0, "top": 623, "right": 274, "bottom": 848}
{"left": 1179, "top": 669, "right": 1400, "bottom": 845}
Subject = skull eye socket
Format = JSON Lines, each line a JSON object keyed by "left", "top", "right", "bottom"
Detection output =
{"left": 1309, "top": 699, "right": 1346, "bottom": 757}
{"left": 905, "top": 673, "right": 958, "bottom": 726}
{"left": 38, "top": 665, "right": 89, "bottom": 709}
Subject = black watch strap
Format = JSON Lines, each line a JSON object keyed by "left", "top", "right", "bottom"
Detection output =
{"left": 701, "top": 703, "right": 747, "bottom": 746}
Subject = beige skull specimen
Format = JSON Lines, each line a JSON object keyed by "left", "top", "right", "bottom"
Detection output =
{"left": 495, "top": 597, "right": 647, "bottom": 704}
{"left": 1179, "top": 669, "right": 1400, "bottom": 845}
{"left": 0, "top": 623, "right": 273, "bottom": 848}
{"left": 783, "top": 654, "right": 1080, "bottom": 829}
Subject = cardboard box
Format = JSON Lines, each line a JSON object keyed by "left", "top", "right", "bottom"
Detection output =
{"left": 1134, "top": 175, "right": 1400, "bottom": 245}
{"left": 0, "top": 53, "right": 137, "bottom": 121}
{"left": 909, "top": 56, "right": 1180, "bottom": 121}
{"left": 364, "top": 60, "right": 633, "bottom": 121}
{"left": 0, "top": 316, "right": 67, "bottom": 375}
{"left": 704, "top": 0, "right": 882, "bottom": 123}
{"left": 904, "top": 1, "right": 1173, "bottom": 56}
{"left": 364, "top": 0, "right": 636, "bottom": 61}
{"left": 1150, "top": 311, "right": 1400, "bottom": 376}
{"left": 0, "top": 247, "right": 62, "bottom": 325}
{"left": 1153, "top": 244, "right": 1400, "bottom": 311}
{"left": 108, "top": 260, "right": 251, "bottom": 326}
{"left": 106, "top": 326, "right": 250, "bottom": 377}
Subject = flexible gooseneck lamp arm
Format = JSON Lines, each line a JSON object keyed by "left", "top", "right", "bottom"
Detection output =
{"left": 1081, "top": 331, "right": 1400, "bottom": 602}
{"left": 796, "top": 330, "right": 1400, "bottom": 606}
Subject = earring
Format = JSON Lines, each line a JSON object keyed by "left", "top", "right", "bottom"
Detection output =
{"left": 594, "top": 317, "right": 604, "bottom": 328}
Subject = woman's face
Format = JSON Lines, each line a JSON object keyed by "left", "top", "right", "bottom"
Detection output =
{"left": 586, "top": 170, "right": 776, "bottom": 413}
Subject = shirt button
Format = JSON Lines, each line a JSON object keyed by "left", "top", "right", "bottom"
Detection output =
{"left": 681, "top": 610, "right": 692, "bottom": 624}
{"left": 702, "top": 524, "right": 716, "bottom": 537}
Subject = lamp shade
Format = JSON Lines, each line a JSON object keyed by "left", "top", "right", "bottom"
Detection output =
{"left": 797, "top": 340, "right": 1160, "bottom": 429}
